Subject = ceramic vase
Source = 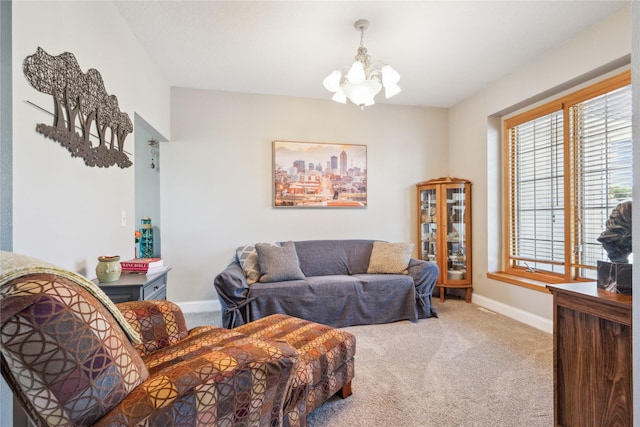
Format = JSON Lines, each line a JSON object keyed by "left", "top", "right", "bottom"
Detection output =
{"left": 96, "top": 255, "right": 122, "bottom": 283}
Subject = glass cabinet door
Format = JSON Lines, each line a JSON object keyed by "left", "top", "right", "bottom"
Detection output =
{"left": 419, "top": 187, "right": 437, "bottom": 262}
{"left": 445, "top": 186, "right": 467, "bottom": 281}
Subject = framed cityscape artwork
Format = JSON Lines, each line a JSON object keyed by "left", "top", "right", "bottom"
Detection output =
{"left": 273, "top": 141, "right": 367, "bottom": 208}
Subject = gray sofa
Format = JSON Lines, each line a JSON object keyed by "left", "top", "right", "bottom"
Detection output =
{"left": 214, "top": 239, "right": 439, "bottom": 329}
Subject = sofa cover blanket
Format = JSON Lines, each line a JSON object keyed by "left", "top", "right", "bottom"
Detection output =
{"left": 215, "top": 239, "right": 439, "bottom": 329}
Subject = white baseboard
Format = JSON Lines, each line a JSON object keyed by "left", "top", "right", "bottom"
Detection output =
{"left": 175, "top": 299, "right": 221, "bottom": 314}
{"left": 471, "top": 294, "right": 553, "bottom": 334}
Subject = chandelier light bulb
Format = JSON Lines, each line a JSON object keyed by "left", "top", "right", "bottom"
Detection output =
{"left": 343, "top": 80, "right": 381, "bottom": 109}
{"left": 381, "top": 65, "right": 400, "bottom": 83}
{"left": 384, "top": 84, "right": 402, "bottom": 99}
{"left": 381, "top": 64, "right": 402, "bottom": 98}
{"left": 346, "top": 61, "right": 366, "bottom": 84}
{"left": 332, "top": 89, "right": 347, "bottom": 104}
{"left": 323, "top": 70, "right": 341, "bottom": 92}
{"left": 323, "top": 19, "right": 400, "bottom": 109}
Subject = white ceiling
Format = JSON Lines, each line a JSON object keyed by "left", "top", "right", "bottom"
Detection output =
{"left": 113, "top": 1, "right": 628, "bottom": 108}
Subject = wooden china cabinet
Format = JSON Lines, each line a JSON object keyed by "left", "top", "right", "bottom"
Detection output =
{"left": 416, "top": 177, "right": 472, "bottom": 302}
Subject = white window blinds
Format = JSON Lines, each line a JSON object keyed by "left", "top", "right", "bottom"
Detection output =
{"left": 509, "top": 110, "right": 565, "bottom": 274}
{"left": 571, "top": 85, "right": 633, "bottom": 279}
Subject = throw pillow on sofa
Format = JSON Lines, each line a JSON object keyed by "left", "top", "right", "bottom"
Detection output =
{"left": 236, "top": 243, "right": 281, "bottom": 284}
{"left": 367, "top": 241, "right": 414, "bottom": 274}
{"left": 256, "top": 241, "right": 305, "bottom": 283}
{"left": 236, "top": 244, "right": 262, "bottom": 284}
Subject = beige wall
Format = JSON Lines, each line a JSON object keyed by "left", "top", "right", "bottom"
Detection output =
{"left": 12, "top": 1, "right": 170, "bottom": 273}
{"left": 164, "top": 88, "right": 449, "bottom": 303}
{"left": 448, "top": 5, "right": 632, "bottom": 330}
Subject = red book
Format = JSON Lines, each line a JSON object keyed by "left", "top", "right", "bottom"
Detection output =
{"left": 120, "top": 257, "right": 163, "bottom": 272}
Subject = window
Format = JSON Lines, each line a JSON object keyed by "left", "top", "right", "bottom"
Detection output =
{"left": 503, "top": 71, "right": 632, "bottom": 285}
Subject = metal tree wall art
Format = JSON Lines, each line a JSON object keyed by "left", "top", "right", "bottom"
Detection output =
{"left": 23, "top": 47, "right": 133, "bottom": 168}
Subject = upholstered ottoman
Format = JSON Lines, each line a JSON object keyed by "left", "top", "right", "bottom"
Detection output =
{"left": 235, "top": 314, "right": 356, "bottom": 425}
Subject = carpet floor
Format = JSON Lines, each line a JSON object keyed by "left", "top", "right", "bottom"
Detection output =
{"left": 183, "top": 298, "right": 553, "bottom": 426}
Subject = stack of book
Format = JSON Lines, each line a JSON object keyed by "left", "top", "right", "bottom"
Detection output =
{"left": 120, "top": 257, "right": 165, "bottom": 274}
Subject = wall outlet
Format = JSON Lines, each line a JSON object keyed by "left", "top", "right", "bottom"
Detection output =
{"left": 120, "top": 210, "right": 127, "bottom": 227}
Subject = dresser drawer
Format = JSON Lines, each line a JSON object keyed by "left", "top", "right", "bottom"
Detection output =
{"left": 102, "top": 286, "right": 138, "bottom": 304}
{"left": 95, "top": 268, "right": 170, "bottom": 303}
{"left": 143, "top": 273, "right": 167, "bottom": 300}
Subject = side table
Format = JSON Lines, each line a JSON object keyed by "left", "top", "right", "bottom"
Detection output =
{"left": 94, "top": 267, "right": 170, "bottom": 303}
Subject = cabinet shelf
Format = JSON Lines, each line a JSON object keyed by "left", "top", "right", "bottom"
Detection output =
{"left": 416, "top": 177, "right": 472, "bottom": 302}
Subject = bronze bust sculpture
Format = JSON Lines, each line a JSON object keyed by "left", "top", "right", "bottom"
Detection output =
{"left": 597, "top": 200, "right": 632, "bottom": 263}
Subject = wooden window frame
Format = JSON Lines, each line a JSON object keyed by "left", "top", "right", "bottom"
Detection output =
{"left": 498, "top": 71, "right": 631, "bottom": 290}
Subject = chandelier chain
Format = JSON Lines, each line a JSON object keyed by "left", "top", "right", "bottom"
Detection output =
{"left": 355, "top": 28, "right": 371, "bottom": 73}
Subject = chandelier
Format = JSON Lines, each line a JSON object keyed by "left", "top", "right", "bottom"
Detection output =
{"left": 323, "top": 19, "right": 401, "bottom": 109}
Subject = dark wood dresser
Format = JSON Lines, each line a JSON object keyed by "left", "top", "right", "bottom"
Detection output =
{"left": 547, "top": 282, "right": 632, "bottom": 426}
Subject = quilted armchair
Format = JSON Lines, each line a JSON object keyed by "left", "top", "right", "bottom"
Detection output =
{"left": 0, "top": 252, "right": 302, "bottom": 426}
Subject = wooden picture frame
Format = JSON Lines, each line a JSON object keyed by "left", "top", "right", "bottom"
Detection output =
{"left": 273, "top": 141, "right": 367, "bottom": 208}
